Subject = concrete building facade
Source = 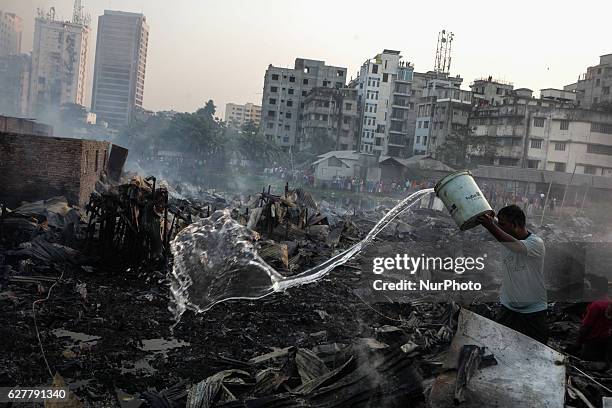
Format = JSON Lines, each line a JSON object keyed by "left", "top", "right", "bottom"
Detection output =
{"left": 470, "top": 76, "right": 513, "bottom": 107}
{"left": 570, "top": 54, "right": 612, "bottom": 109}
{"left": 467, "top": 94, "right": 612, "bottom": 177}
{"left": 225, "top": 102, "right": 261, "bottom": 129}
{"left": 0, "top": 11, "right": 23, "bottom": 56}
{"left": 412, "top": 75, "right": 465, "bottom": 155}
{"left": 355, "top": 50, "right": 415, "bottom": 158}
{"left": 91, "top": 10, "right": 149, "bottom": 128}
{"left": 29, "top": 11, "right": 90, "bottom": 120}
{"left": 261, "top": 58, "right": 347, "bottom": 150}
{"left": 0, "top": 53, "right": 30, "bottom": 117}
{"left": 300, "top": 87, "right": 359, "bottom": 152}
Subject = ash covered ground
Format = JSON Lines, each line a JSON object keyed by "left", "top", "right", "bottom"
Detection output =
{"left": 1, "top": 177, "right": 611, "bottom": 407}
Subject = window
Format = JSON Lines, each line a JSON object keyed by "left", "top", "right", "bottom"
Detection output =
{"left": 286, "top": 112, "right": 292, "bottom": 118}
{"left": 555, "top": 142, "right": 566, "bottom": 151}
{"left": 416, "top": 136, "right": 420, "bottom": 143}
{"left": 496, "top": 88, "right": 502, "bottom": 95}
{"left": 323, "top": 80, "right": 329, "bottom": 87}
{"left": 335, "top": 82, "right": 343, "bottom": 88}
{"left": 269, "top": 98, "right": 276, "bottom": 104}
{"left": 584, "top": 165, "right": 597, "bottom": 175}
{"left": 288, "top": 88, "right": 294, "bottom": 95}
{"left": 267, "top": 122, "right": 274, "bottom": 129}
{"left": 267, "top": 110, "right": 275, "bottom": 117}
{"left": 534, "top": 118, "right": 545, "bottom": 127}
{"left": 302, "top": 90, "right": 307, "bottom": 97}
{"left": 417, "top": 121, "right": 422, "bottom": 128}
{"left": 530, "top": 139, "right": 542, "bottom": 149}
{"left": 423, "top": 121, "right": 429, "bottom": 129}
{"left": 596, "top": 78, "right": 601, "bottom": 86}
{"left": 372, "top": 64, "right": 378, "bottom": 74}
{"left": 604, "top": 87, "right": 610, "bottom": 95}
{"left": 345, "top": 103, "right": 352, "bottom": 110}
{"left": 560, "top": 120, "right": 569, "bottom": 130}
{"left": 528, "top": 160, "right": 539, "bottom": 169}
{"left": 286, "top": 100, "right": 293, "bottom": 107}
{"left": 383, "top": 73, "right": 388, "bottom": 82}
{"left": 271, "top": 74, "right": 279, "bottom": 80}
{"left": 337, "top": 70, "right": 344, "bottom": 77}
{"left": 289, "top": 76, "right": 295, "bottom": 83}
{"left": 423, "top": 136, "right": 428, "bottom": 145}
{"left": 303, "top": 78, "right": 309, "bottom": 85}
{"left": 284, "top": 125, "right": 290, "bottom": 130}
{"left": 94, "top": 150, "right": 99, "bottom": 172}
{"left": 554, "top": 162, "right": 566, "bottom": 172}
{"left": 587, "top": 143, "right": 612, "bottom": 155}
{"left": 283, "top": 137, "right": 289, "bottom": 143}
{"left": 271, "top": 86, "right": 278, "bottom": 93}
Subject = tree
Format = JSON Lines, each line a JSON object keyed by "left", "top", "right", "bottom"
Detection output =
{"left": 436, "top": 127, "right": 499, "bottom": 168}
{"left": 229, "top": 122, "right": 282, "bottom": 165}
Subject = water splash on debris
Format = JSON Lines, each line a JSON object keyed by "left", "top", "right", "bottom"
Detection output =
{"left": 170, "top": 189, "right": 434, "bottom": 320}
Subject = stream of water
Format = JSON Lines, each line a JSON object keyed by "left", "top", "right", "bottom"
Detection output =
{"left": 169, "top": 188, "right": 434, "bottom": 321}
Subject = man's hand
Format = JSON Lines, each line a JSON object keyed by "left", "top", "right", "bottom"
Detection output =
{"left": 477, "top": 212, "right": 495, "bottom": 228}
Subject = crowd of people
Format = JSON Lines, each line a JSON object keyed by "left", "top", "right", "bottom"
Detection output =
{"left": 262, "top": 167, "right": 436, "bottom": 196}
{"left": 484, "top": 189, "right": 561, "bottom": 215}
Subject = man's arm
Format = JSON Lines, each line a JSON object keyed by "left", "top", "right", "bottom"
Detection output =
{"left": 477, "top": 213, "right": 527, "bottom": 254}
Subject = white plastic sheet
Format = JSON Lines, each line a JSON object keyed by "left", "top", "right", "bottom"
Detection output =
{"left": 429, "top": 309, "right": 566, "bottom": 408}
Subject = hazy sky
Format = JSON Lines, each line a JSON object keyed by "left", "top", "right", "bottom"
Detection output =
{"left": 4, "top": 0, "right": 611, "bottom": 118}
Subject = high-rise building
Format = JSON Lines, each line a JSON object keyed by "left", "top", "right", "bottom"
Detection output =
{"left": 0, "top": 11, "right": 23, "bottom": 56}
{"left": 261, "top": 58, "right": 347, "bottom": 150}
{"left": 0, "top": 54, "right": 30, "bottom": 117}
{"left": 91, "top": 10, "right": 149, "bottom": 128}
{"left": 225, "top": 102, "right": 261, "bottom": 129}
{"left": 29, "top": 8, "right": 90, "bottom": 120}
{"left": 355, "top": 49, "right": 415, "bottom": 157}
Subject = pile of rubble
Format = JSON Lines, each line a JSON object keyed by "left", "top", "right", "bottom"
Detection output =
{"left": 0, "top": 178, "right": 611, "bottom": 407}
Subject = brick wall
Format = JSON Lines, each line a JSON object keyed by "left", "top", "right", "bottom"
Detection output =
{"left": 0, "top": 132, "right": 110, "bottom": 207}
{"left": 79, "top": 140, "right": 112, "bottom": 205}
{"left": 0, "top": 116, "right": 54, "bottom": 136}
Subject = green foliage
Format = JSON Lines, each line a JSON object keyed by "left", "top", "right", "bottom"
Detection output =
{"left": 118, "top": 100, "right": 287, "bottom": 170}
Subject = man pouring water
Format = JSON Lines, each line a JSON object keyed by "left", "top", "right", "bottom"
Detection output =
{"left": 477, "top": 205, "right": 548, "bottom": 344}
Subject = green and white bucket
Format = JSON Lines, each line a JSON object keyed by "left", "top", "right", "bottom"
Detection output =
{"left": 434, "top": 170, "right": 494, "bottom": 231}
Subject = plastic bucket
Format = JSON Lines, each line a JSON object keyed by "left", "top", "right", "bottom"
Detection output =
{"left": 434, "top": 170, "right": 494, "bottom": 231}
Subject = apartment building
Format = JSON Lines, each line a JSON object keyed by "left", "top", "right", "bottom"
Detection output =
{"left": 568, "top": 54, "right": 612, "bottom": 109}
{"left": 261, "top": 58, "right": 347, "bottom": 150}
{"left": 225, "top": 102, "right": 261, "bottom": 129}
{"left": 29, "top": 10, "right": 90, "bottom": 120}
{"left": 355, "top": 49, "right": 415, "bottom": 157}
{"left": 300, "top": 87, "right": 359, "bottom": 152}
{"left": 467, "top": 90, "right": 612, "bottom": 176}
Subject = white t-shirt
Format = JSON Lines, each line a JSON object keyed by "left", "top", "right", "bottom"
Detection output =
{"left": 500, "top": 233, "right": 547, "bottom": 313}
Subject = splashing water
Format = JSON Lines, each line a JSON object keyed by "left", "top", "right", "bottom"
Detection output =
{"left": 169, "top": 188, "right": 434, "bottom": 320}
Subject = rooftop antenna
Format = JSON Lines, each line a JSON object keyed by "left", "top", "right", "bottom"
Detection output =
{"left": 434, "top": 29, "right": 454, "bottom": 76}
